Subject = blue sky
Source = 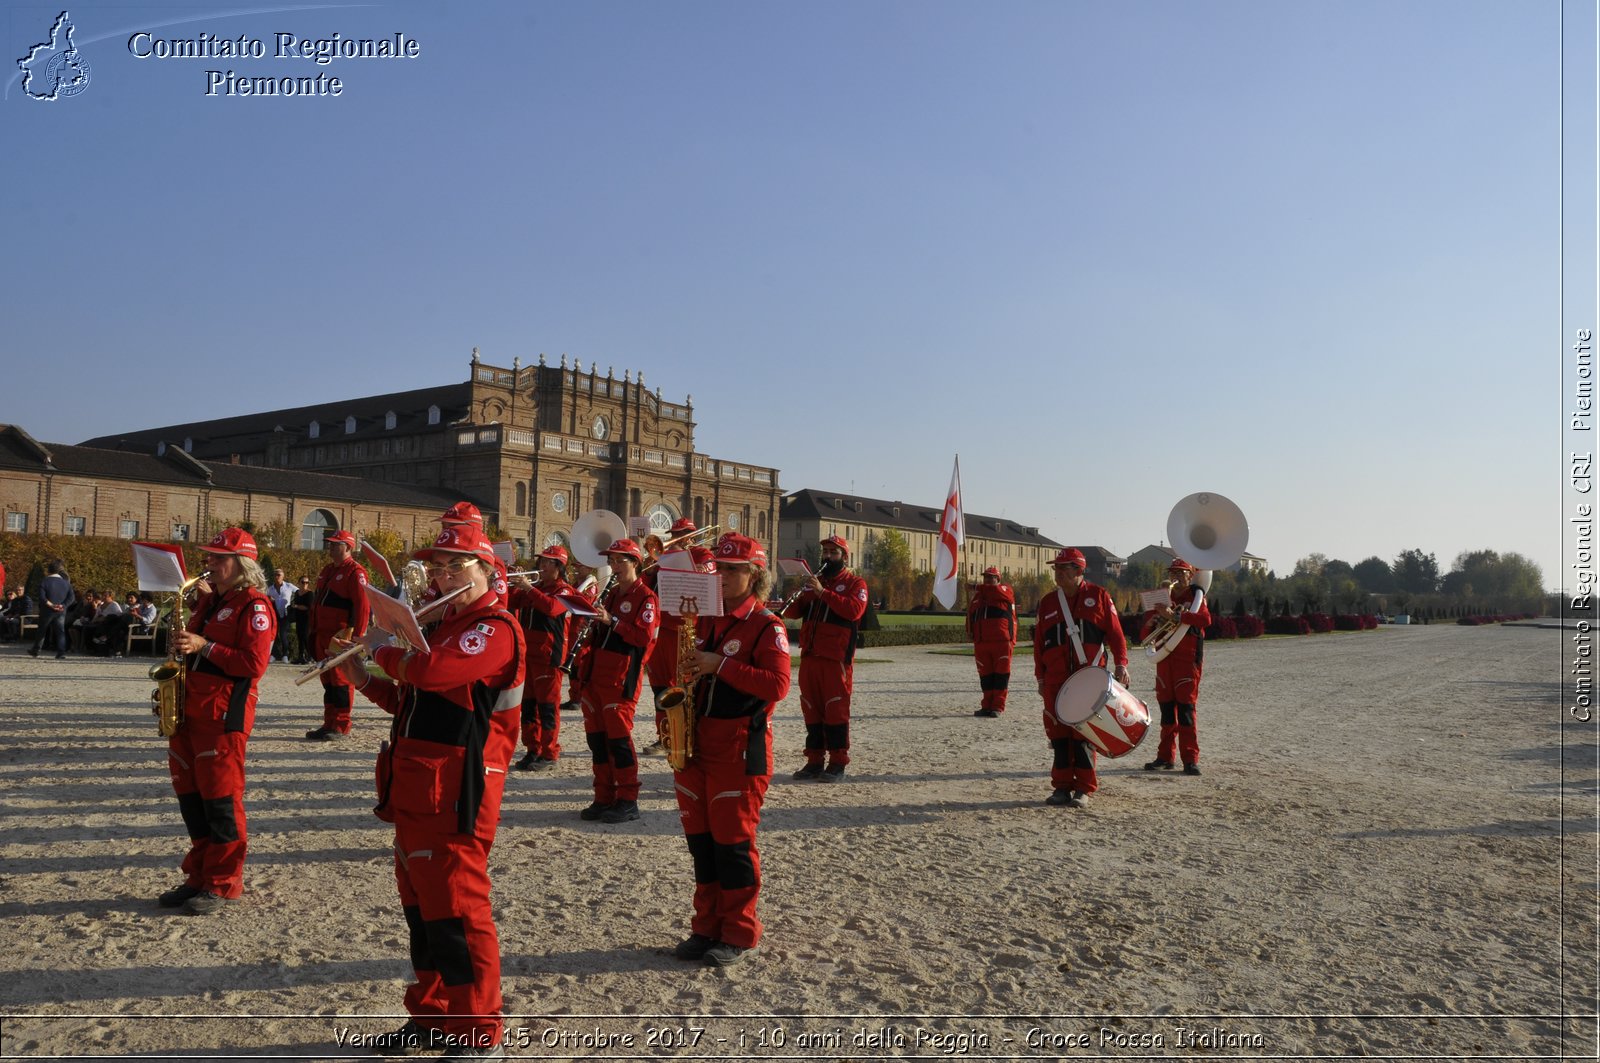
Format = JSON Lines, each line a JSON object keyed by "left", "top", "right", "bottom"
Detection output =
{"left": 2, "top": 1, "right": 1586, "bottom": 590}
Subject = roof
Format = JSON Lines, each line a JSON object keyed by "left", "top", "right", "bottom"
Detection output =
{"left": 78, "top": 382, "right": 473, "bottom": 457}
{"left": 780, "top": 488, "right": 1063, "bottom": 548}
{"left": 0, "top": 425, "right": 474, "bottom": 510}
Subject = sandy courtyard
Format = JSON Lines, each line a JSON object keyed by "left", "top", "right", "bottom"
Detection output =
{"left": 0, "top": 622, "right": 1593, "bottom": 1060}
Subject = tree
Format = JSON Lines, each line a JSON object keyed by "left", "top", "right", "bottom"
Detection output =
{"left": 1352, "top": 556, "right": 1394, "bottom": 593}
{"left": 865, "top": 529, "right": 912, "bottom": 579}
{"left": 1292, "top": 553, "right": 1329, "bottom": 579}
{"left": 1392, "top": 549, "right": 1440, "bottom": 594}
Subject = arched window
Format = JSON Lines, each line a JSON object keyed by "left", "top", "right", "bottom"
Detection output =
{"left": 693, "top": 497, "right": 705, "bottom": 526}
{"left": 385, "top": 411, "right": 397, "bottom": 430}
{"left": 300, "top": 509, "right": 337, "bottom": 550}
{"left": 542, "top": 529, "right": 570, "bottom": 551}
{"left": 427, "top": 405, "right": 441, "bottom": 425}
{"left": 645, "top": 502, "right": 677, "bottom": 536}
{"left": 182, "top": 437, "right": 193, "bottom": 452}
{"left": 308, "top": 421, "right": 320, "bottom": 439}
{"left": 345, "top": 415, "right": 357, "bottom": 434}
{"left": 515, "top": 482, "right": 527, "bottom": 517}
{"left": 758, "top": 512, "right": 768, "bottom": 537}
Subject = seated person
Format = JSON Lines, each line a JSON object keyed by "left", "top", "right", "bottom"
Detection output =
{"left": 1, "top": 589, "right": 35, "bottom": 641}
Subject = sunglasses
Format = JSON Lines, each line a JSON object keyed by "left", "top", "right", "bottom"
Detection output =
{"left": 424, "top": 558, "right": 479, "bottom": 576}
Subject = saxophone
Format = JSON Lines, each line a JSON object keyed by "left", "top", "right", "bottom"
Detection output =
{"left": 658, "top": 596, "right": 700, "bottom": 772}
{"left": 150, "top": 573, "right": 209, "bottom": 737}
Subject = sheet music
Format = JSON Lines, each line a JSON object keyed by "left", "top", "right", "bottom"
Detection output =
{"left": 657, "top": 570, "right": 723, "bottom": 617}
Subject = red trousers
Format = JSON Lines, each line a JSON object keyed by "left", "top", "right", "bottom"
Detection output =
{"left": 320, "top": 668, "right": 355, "bottom": 733}
{"left": 673, "top": 717, "right": 771, "bottom": 948}
{"left": 168, "top": 717, "right": 249, "bottom": 898}
{"left": 1154, "top": 658, "right": 1202, "bottom": 765}
{"left": 393, "top": 821, "right": 503, "bottom": 1048}
{"left": 580, "top": 690, "right": 640, "bottom": 803}
{"left": 1040, "top": 677, "right": 1098, "bottom": 794}
{"left": 518, "top": 667, "right": 563, "bottom": 760}
{"left": 974, "top": 641, "right": 1013, "bottom": 713}
{"left": 798, "top": 657, "right": 852, "bottom": 767}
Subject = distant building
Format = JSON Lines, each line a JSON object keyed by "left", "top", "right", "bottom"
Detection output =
{"left": 777, "top": 489, "right": 1063, "bottom": 580}
{"left": 1126, "top": 543, "right": 1268, "bottom": 576}
{"left": 0, "top": 424, "right": 461, "bottom": 549}
{"left": 78, "top": 350, "right": 782, "bottom": 558}
{"left": 1067, "top": 546, "right": 1126, "bottom": 584}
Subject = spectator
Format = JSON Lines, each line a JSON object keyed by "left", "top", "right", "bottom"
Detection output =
{"left": 264, "top": 568, "right": 297, "bottom": 662}
{"left": 2, "top": 588, "right": 36, "bottom": 641}
{"left": 29, "top": 560, "right": 76, "bottom": 660}
{"left": 288, "top": 574, "right": 315, "bottom": 664}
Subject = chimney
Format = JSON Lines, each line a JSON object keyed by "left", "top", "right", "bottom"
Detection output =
{"left": 230, "top": 454, "right": 241, "bottom": 464}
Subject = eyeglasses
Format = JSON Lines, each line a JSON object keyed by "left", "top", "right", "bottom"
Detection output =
{"left": 424, "top": 559, "right": 479, "bottom": 576}
{"left": 715, "top": 562, "right": 752, "bottom": 574}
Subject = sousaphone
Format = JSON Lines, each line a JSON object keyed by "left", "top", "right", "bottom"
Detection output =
{"left": 1146, "top": 493, "right": 1249, "bottom": 662}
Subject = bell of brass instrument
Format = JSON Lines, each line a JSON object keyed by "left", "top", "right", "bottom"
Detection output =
{"left": 1145, "top": 492, "right": 1246, "bottom": 663}
{"left": 150, "top": 573, "right": 209, "bottom": 737}
{"left": 658, "top": 597, "right": 700, "bottom": 772}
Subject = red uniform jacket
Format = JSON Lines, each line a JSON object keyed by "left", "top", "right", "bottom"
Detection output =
{"left": 367, "top": 595, "right": 526, "bottom": 839}
{"left": 508, "top": 578, "right": 574, "bottom": 671}
{"left": 310, "top": 556, "right": 371, "bottom": 656}
{"left": 185, "top": 585, "right": 275, "bottom": 733}
{"left": 966, "top": 584, "right": 1017, "bottom": 646}
{"left": 783, "top": 568, "right": 868, "bottom": 664}
{"left": 582, "top": 578, "right": 659, "bottom": 703}
{"left": 697, "top": 598, "right": 792, "bottom": 720}
{"left": 1033, "top": 581, "right": 1129, "bottom": 686}
{"left": 1140, "top": 586, "right": 1212, "bottom": 668}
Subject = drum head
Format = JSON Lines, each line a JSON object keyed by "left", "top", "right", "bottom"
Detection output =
{"left": 1053, "top": 667, "right": 1112, "bottom": 726}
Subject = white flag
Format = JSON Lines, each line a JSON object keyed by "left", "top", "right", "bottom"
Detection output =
{"left": 131, "top": 541, "right": 188, "bottom": 592}
{"left": 932, "top": 457, "right": 964, "bottom": 610}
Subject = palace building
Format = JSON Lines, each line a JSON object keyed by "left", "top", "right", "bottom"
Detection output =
{"left": 77, "top": 350, "right": 783, "bottom": 558}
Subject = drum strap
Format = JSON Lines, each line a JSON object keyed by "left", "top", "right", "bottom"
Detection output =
{"left": 1056, "top": 589, "right": 1089, "bottom": 667}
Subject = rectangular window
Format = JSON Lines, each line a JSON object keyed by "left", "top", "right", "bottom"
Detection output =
{"left": 5, "top": 512, "right": 27, "bottom": 533}
{"left": 173, "top": 523, "right": 190, "bottom": 541}
{"left": 65, "top": 516, "right": 86, "bottom": 536}
{"left": 119, "top": 519, "right": 139, "bottom": 538}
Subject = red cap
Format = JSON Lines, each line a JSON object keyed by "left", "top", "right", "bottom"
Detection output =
{"left": 670, "top": 517, "right": 697, "bottom": 534}
{"left": 415, "top": 525, "right": 497, "bottom": 566}
{"left": 605, "top": 538, "right": 644, "bottom": 564}
{"left": 437, "top": 502, "right": 483, "bottom": 526}
{"left": 538, "top": 545, "right": 570, "bottom": 566}
{"left": 1052, "top": 547, "right": 1087, "bottom": 569}
{"left": 819, "top": 534, "right": 850, "bottom": 557}
{"left": 200, "top": 527, "right": 258, "bottom": 560}
{"left": 983, "top": 566, "right": 1001, "bottom": 577}
{"left": 324, "top": 530, "right": 357, "bottom": 549}
{"left": 714, "top": 532, "right": 767, "bottom": 569}
{"left": 1168, "top": 557, "right": 1196, "bottom": 572}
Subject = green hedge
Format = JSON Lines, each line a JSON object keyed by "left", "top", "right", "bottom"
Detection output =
{"left": 0, "top": 532, "right": 347, "bottom": 598}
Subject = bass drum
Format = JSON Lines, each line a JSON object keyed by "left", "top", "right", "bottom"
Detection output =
{"left": 1052, "top": 667, "right": 1151, "bottom": 759}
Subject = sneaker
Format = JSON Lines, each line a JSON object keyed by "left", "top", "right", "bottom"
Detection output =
{"left": 184, "top": 890, "right": 235, "bottom": 915}
{"left": 820, "top": 764, "right": 846, "bottom": 783}
{"left": 439, "top": 1037, "right": 505, "bottom": 1061}
{"left": 600, "top": 800, "right": 640, "bottom": 823}
{"left": 1144, "top": 759, "right": 1175, "bottom": 771}
{"left": 514, "top": 751, "right": 538, "bottom": 771}
{"left": 55, "top": 654, "right": 66, "bottom": 660}
{"left": 367, "top": 1020, "right": 436, "bottom": 1056}
{"left": 305, "top": 727, "right": 334, "bottom": 741}
{"left": 704, "top": 941, "right": 752, "bottom": 966}
{"left": 640, "top": 739, "right": 664, "bottom": 755}
{"left": 1183, "top": 763, "right": 1202, "bottom": 776}
{"left": 157, "top": 883, "right": 200, "bottom": 908}
{"left": 973, "top": 708, "right": 999, "bottom": 718}
{"left": 792, "top": 763, "right": 824, "bottom": 781}
{"left": 673, "top": 933, "right": 716, "bottom": 961}
{"left": 579, "top": 801, "right": 611, "bottom": 821}
{"left": 530, "top": 757, "right": 557, "bottom": 772}
{"left": 28, "top": 646, "right": 39, "bottom": 658}
{"left": 1065, "top": 790, "right": 1087, "bottom": 809}
{"left": 1045, "top": 788, "right": 1073, "bottom": 806}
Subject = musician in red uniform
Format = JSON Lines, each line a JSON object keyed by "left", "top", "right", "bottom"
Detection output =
{"left": 784, "top": 535, "right": 868, "bottom": 781}
{"left": 1140, "top": 558, "right": 1211, "bottom": 775}
{"left": 578, "top": 539, "right": 660, "bottom": 823}
{"left": 338, "top": 525, "right": 526, "bottom": 1059}
{"left": 671, "top": 532, "right": 790, "bottom": 966}
{"left": 158, "top": 527, "right": 274, "bottom": 916}
{"left": 967, "top": 566, "right": 1017, "bottom": 717}
{"left": 305, "top": 530, "right": 371, "bottom": 741}
{"left": 508, "top": 545, "right": 574, "bottom": 771}
{"left": 1034, "top": 548, "right": 1130, "bottom": 808}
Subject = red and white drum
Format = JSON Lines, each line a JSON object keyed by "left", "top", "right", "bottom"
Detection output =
{"left": 1052, "top": 667, "right": 1151, "bottom": 759}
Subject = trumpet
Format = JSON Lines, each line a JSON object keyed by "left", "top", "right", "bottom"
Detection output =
{"left": 638, "top": 525, "right": 721, "bottom": 575}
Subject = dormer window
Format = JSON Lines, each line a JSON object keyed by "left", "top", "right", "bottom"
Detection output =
{"left": 345, "top": 415, "right": 356, "bottom": 435}
{"left": 183, "top": 437, "right": 192, "bottom": 452}
{"left": 385, "top": 411, "right": 397, "bottom": 430}
{"left": 428, "top": 405, "right": 441, "bottom": 425}
{"left": 308, "top": 421, "right": 320, "bottom": 439}
{"left": 157, "top": 441, "right": 167, "bottom": 456}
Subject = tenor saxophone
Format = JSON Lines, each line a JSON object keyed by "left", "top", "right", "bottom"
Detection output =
{"left": 150, "top": 573, "right": 208, "bottom": 737}
{"left": 658, "top": 597, "right": 700, "bottom": 772}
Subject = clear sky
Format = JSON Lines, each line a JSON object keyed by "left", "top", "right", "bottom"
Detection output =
{"left": 1, "top": 1, "right": 1584, "bottom": 590}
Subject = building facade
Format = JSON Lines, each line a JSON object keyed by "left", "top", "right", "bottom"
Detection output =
{"left": 81, "top": 351, "right": 783, "bottom": 559}
{"left": 777, "top": 489, "right": 1064, "bottom": 580}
